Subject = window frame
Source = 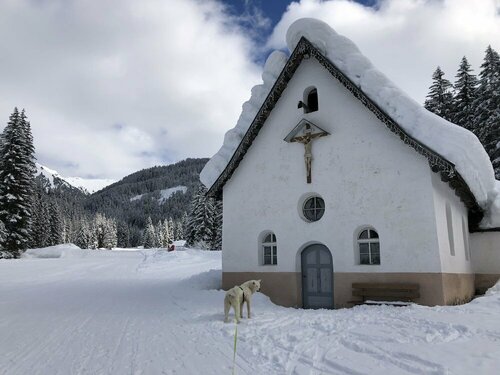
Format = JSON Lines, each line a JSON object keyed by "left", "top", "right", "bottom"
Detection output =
{"left": 302, "top": 196, "right": 325, "bottom": 222}
{"left": 357, "top": 228, "right": 380, "bottom": 265}
{"left": 262, "top": 232, "right": 277, "bottom": 266}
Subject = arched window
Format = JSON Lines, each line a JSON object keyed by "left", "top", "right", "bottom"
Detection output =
{"left": 357, "top": 229, "right": 380, "bottom": 265}
{"left": 299, "top": 87, "right": 319, "bottom": 113}
{"left": 262, "top": 232, "right": 277, "bottom": 265}
{"left": 306, "top": 88, "right": 318, "bottom": 112}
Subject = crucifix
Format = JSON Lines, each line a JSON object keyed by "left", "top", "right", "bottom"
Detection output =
{"left": 289, "top": 124, "right": 328, "bottom": 183}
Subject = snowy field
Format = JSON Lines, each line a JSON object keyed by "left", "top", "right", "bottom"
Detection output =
{"left": 1, "top": 246, "right": 500, "bottom": 375}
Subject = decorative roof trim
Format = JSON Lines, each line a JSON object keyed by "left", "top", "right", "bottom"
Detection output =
{"left": 207, "top": 37, "right": 483, "bottom": 228}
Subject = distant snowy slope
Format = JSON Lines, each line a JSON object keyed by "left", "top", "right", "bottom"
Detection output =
{"left": 159, "top": 186, "right": 188, "bottom": 203}
{"left": 64, "top": 176, "right": 116, "bottom": 194}
{"left": 130, "top": 185, "right": 187, "bottom": 203}
{"left": 35, "top": 163, "right": 75, "bottom": 191}
{"left": 35, "top": 163, "right": 115, "bottom": 193}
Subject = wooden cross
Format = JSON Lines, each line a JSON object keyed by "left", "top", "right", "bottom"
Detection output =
{"left": 289, "top": 125, "right": 328, "bottom": 183}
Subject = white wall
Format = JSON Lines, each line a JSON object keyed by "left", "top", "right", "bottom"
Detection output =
{"left": 431, "top": 173, "right": 473, "bottom": 274}
{"left": 471, "top": 232, "right": 500, "bottom": 274}
{"left": 222, "top": 58, "right": 443, "bottom": 274}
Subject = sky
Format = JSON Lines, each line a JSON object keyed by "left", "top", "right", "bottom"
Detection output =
{"left": 0, "top": 0, "right": 499, "bottom": 181}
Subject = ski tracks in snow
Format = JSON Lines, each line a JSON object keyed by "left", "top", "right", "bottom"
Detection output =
{"left": 2, "top": 249, "right": 500, "bottom": 374}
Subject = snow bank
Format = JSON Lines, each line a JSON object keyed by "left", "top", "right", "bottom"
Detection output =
{"left": 199, "top": 50, "right": 288, "bottom": 189}
{"left": 23, "top": 244, "right": 85, "bottom": 259}
{"left": 201, "top": 18, "right": 499, "bottom": 227}
{"left": 485, "top": 279, "right": 500, "bottom": 296}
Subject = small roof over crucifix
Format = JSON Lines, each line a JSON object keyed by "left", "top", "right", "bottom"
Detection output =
{"left": 284, "top": 119, "right": 330, "bottom": 143}
{"left": 284, "top": 119, "right": 330, "bottom": 184}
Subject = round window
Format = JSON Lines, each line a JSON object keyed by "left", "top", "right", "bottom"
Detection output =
{"left": 302, "top": 196, "right": 325, "bottom": 222}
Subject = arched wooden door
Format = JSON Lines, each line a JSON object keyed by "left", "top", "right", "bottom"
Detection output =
{"left": 301, "top": 244, "right": 333, "bottom": 309}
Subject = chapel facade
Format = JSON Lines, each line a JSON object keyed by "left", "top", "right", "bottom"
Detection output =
{"left": 203, "top": 22, "right": 500, "bottom": 308}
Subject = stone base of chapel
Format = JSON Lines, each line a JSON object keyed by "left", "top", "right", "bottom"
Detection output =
{"left": 222, "top": 272, "right": 482, "bottom": 308}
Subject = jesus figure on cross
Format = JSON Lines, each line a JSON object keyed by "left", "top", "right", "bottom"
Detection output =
{"left": 290, "top": 125, "right": 327, "bottom": 183}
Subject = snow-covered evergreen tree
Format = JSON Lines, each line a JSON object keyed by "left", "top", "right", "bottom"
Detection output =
{"left": 158, "top": 219, "right": 171, "bottom": 247}
{"left": 185, "top": 185, "right": 221, "bottom": 249}
{"left": 31, "top": 192, "right": 50, "bottom": 248}
{"left": 48, "top": 200, "right": 63, "bottom": 246}
{"left": 168, "top": 217, "right": 175, "bottom": 241}
{"left": 452, "top": 57, "right": 478, "bottom": 131}
{"left": 75, "top": 219, "right": 92, "bottom": 249}
{"left": 0, "top": 219, "right": 10, "bottom": 259}
{"left": 180, "top": 212, "right": 188, "bottom": 240}
{"left": 102, "top": 218, "right": 117, "bottom": 249}
{"left": 155, "top": 220, "right": 163, "bottom": 248}
{"left": 0, "top": 108, "right": 36, "bottom": 257}
{"left": 472, "top": 46, "right": 500, "bottom": 179}
{"left": 117, "top": 221, "right": 130, "bottom": 248}
{"left": 424, "top": 67, "right": 454, "bottom": 121}
{"left": 175, "top": 220, "right": 184, "bottom": 241}
{"left": 91, "top": 213, "right": 116, "bottom": 249}
{"left": 143, "top": 216, "right": 156, "bottom": 249}
{"left": 210, "top": 200, "right": 223, "bottom": 250}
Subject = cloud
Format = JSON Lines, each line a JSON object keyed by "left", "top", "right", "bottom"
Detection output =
{"left": 267, "top": 0, "right": 500, "bottom": 104}
{"left": 0, "top": 0, "right": 262, "bottom": 179}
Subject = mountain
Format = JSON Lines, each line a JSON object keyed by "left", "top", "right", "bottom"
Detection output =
{"left": 35, "top": 163, "right": 85, "bottom": 194}
{"left": 84, "top": 158, "right": 208, "bottom": 244}
{"left": 33, "top": 158, "right": 208, "bottom": 246}
{"left": 35, "top": 163, "right": 115, "bottom": 194}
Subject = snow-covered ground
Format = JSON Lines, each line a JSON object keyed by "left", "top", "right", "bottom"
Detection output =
{"left": 1, "top": 246, "right": 499, "bottom": 374}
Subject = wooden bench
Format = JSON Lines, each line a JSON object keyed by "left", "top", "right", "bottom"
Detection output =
{"left": 351, "top": 282, "right": 420, "bottom": 306}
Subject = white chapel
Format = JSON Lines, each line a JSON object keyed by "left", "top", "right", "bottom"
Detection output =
{"left": 200, "top": 18, "right": 500, "bottom": 308}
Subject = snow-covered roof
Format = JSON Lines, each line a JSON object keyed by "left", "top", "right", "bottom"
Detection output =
{"left": 200, "top": 18, "right": 499, "bottom": 230}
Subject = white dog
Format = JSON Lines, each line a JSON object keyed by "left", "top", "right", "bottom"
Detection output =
{"left": 224, "top": 280, "right": 261, "bottom": 323}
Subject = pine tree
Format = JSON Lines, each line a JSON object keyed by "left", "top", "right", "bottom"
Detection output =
{"left": 75, "top": 219, "right": 92, "bottom": 249}
{"left": 155, "top": 220, "right": 163, "bottom": 248}
{"left": 117, "top": 221, "right": 130, "bottom": 248}
{"left": 168, "top": 217, "right": 175, "bottom": 241}
{"left": 31, "top": 192, "right": 50, "bottom": 248}
{"left": 102, "top": 218, "right": 117, "bottom": 249}
{"left": 0, "top": 108, "right": 36, "bottom": 257}
{"left": 159, "top": 219, "right": 171, "bottom": 247}
{"left": 472, "top": 46, "right": 500, "bottom": 178}
{"left": 0, "top": 219, "right": 10, "bottom": 259}
{"left": 180, "top": 212, "right": 188, "bottom": 240}
{"left": 210, "top": 200, "right": 223, "bottom": 250}
{"left": 48, "top": 200, "right": 63, "bottom": 246}
{"left": 88, "top": 221, "right": 98, "bottom": 249}
{"left": 175, "top": 220, "right": 184, "bottom": 241}
{"left": 143, "top": 216, "right": 156, "bottom": 249}
{"left": 424, "top": 66, "right": 454, "bottom": 121}
{"left": 185, "top": 187, "right": 204, "bottom": 247}
{"left": 452, "top": 56, "right": 478, "bottom": 131}
{"left": 185, "top": 185, "right": 219, "bottom": 249}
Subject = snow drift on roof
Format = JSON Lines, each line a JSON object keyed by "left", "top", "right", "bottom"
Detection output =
{"left": 200, "top": 18, "right": 499, "bottom": 228}
{"left": 199, "top": 50, "right": 287, "bottom": 189}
